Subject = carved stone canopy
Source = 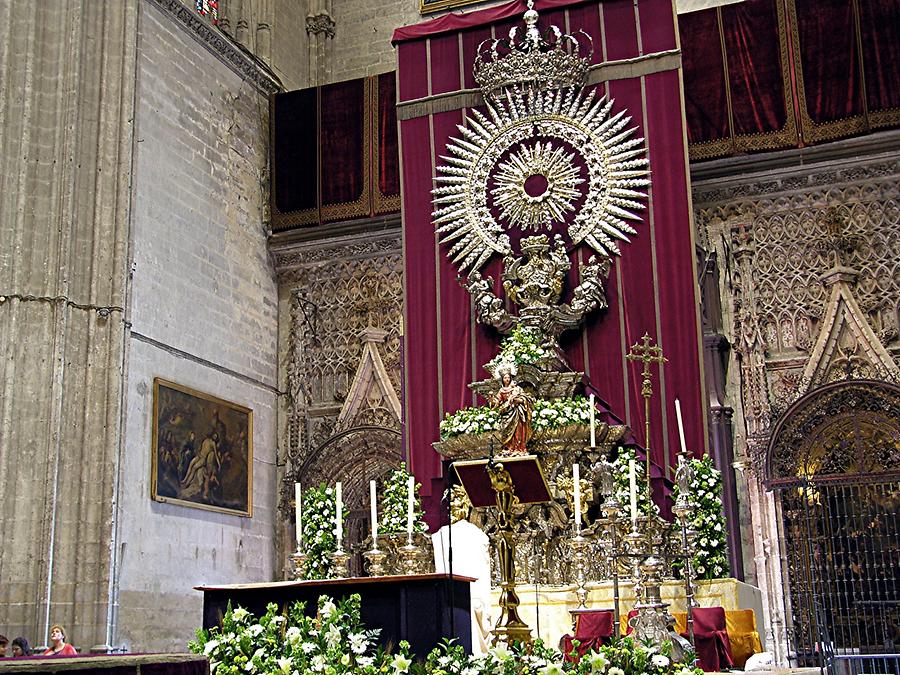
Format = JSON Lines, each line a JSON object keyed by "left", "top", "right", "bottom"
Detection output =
{"left": 766, "top": 379, "right": 900, "bottom": 486}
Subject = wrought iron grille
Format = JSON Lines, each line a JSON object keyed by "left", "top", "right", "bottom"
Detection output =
{"left": 778, "top": 475, "right": 900, "bottom": 673}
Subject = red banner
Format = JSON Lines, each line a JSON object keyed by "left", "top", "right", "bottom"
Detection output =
{"left": 395, "top": 0, "right": 706, "bottom": 526}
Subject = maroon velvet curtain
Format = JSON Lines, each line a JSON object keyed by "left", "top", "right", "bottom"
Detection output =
{"left": 722, "top": 0, "right": 787, "bottom": 137}
{"left": 680, "top": 0, "right": 899, "bottom": 160}
{"left": 271, "top": 74, "right": 401, "bottom": 231}
{"left": 681, "top": 9, "right": 729, "bottom": 145}
{"left": 377, "top": 72, "right": 401, "bottom": 205}
{"left": 320, "top": 79, "right": 367, "bottom": 220}
{"left": 794, "top": 0, "right": 862, "bottom": 126}
{"left": 858, "top": 0, "right": 900, "bottom": 118}
{"left": 271, "top": 88, "right": 318, "bottom": 227}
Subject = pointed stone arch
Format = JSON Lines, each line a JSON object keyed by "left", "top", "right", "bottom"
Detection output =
{"left": 799, "top": 267, "right": 897, "bottom": 392}
{"left": 766, "top": 379, "right": 900, "bottom": 486}
{"left": 335, "top": 327, "right": 402, "bottom": 431}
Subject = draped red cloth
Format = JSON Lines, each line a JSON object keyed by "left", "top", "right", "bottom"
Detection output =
{"left": 682, "top": 607, "right": 735, "bottom": 672}
{"left": 679, "top": 0, "right": 899, "bottom": 159}
{"left": 270, "top": 75, "right": 401, "bottom": 230}
{"left": 396, "top": 0, "right": 705, "bottom": 528}
{"left": 561, "top": 609, "right": 615, "bottom": 661}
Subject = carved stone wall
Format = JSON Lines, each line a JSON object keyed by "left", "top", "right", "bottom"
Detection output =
{"left": 692, "top": 131, "right": 900, "bottom": 663}
{"left": 272, "top": 228, "right": 404, "bottom": 572}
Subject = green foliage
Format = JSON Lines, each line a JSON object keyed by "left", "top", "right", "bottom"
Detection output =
{"left": 611, "top": 446, "right": 658, "bottom": 518}
{"left": 379, "top": 462, "right": 427, "bottom": 535}
{"left": 671, "top": 455, "right": 730, "bottom": 580}
{"left": 189, "top": 594, "right": 384, "bottom": 674}
{"left": 486, "top": 326, "right": 554, "bottom": 372}
{"left": 300, "top": 485, "right": 348, "bottom": 580}
{"left": 440, "top": 396, "right": 593, "bottom": 440}
{"left": 190, "top": 600, "right": 704, "bottom": 675}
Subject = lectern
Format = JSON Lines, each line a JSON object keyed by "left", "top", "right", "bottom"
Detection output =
{"left": 453, "top": 455, "right": 551, "bottom": 645}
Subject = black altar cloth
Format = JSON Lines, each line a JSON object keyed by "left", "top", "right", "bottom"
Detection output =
{"left": 196, "top": 573, "right": 474, "bottom": 656}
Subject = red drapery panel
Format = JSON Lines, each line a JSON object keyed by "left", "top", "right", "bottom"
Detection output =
{"left": 271, "top": 88, "right": 318, "bottom": 227}
{"left": 320, "top": 79, "right": 368, "bottom": 220}
{"left": 681, "top": 9, "right": 729, "bottom": 146}
{"left": 376, "top": 72, "right": 401, "bottom": 212}
{"left": 397, "top": 0, "right": 705, "bottom": 527}
{"left": 858, "top": 0, "right": 900, "bottom": 121}
{"left": 793, "top": 0, "right": 862, "bottom": 127}
{"left": 722, "top": 0, "right": 787, "bottom": 138}
{"left": 680, "top": 0, "right": 899, "bottom": 160}
{"left": 270, "top": 74, "right": 401, "bottom": 231}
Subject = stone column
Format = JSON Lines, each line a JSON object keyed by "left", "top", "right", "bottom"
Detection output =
{"left": 698, "top": 249, "right": 744, "bottom": 579}
{"left": 306, "top": 0, "right": 335, "bottom": 86}
{"left": 0, "top": 0, "right": 137, "bottom": 652}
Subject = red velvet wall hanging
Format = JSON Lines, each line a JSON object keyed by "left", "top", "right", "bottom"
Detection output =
{"left": 271, "top": 74, "right": 401, "bottom": 230}
{"left": 394, "top": 0, "right": 706, "bottom": 527}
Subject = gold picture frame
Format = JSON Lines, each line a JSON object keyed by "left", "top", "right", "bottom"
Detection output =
{"left": 420, "top": 0, "right": 487, "bottom": 15}
{"left": 151, "top": 378, "right": 253, "bottom": 517}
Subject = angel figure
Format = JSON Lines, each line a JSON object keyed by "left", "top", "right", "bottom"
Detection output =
{"left": 490, "top": 360, "right": 534, "bottom": 456}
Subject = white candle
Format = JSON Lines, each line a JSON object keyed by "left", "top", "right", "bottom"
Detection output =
{"left": 628, "top": 459, "right": 638, "bottom": 526}
{"left": 294, "top": 483, "right": 303, "bottom": 548}
{"left": 335, "top": 482, "right": 343, "bottom": 548}
{"left": 573, "top": 464, "right": 582, "bottom": 532}
{"left": 589, "top": 394, "right": 596, "bottom": 447}
{"left": 370, "top": 479, "right": 379, "bottom": 548}
{"left": 675, "top": 398, "right": 688, "bottom": 455}
{"left": 407, "top": 475, "right": 415, "bottom": 534}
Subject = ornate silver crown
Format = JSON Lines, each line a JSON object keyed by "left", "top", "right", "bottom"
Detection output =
{"left": 474, "top": 1, "right": 593, "bottom": 97}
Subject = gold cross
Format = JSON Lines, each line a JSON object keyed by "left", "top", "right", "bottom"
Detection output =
{"left": 626, "top": 333, "right": 667, "bottom": 500}
{"left": 627, "top": 333, "right": 667, "bottom": 400}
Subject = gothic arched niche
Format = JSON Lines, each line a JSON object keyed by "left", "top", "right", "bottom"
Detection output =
{"left": 766, "top": 379, "right": 900, "bottom": 667}
{"left": 299, "top": 424, "right": 402, "bottom": 574}
{"left": 766, "top": 379, "right": 900, "bottom": 486}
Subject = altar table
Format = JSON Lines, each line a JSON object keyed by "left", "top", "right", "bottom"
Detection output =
{"left": 490, "top": 577, "right": 764, "bottom": 648}
{"left": 197, "top": 573, "right": 474, "bottom": 656}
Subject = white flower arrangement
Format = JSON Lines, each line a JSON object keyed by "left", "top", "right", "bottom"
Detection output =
{"left": 485, "top": 326, "right": 555, "bottom": 373}
{"left": 672, "top": 455, "right": 730, "bottom": 580}
{"left": 192, "top": 597, "right": 704, "bottom": 675}
{"left": 378, "top": 463, "right": 427, "bottom": 535}
{"left": 190, "top": 594, "right": 383, "bottom": 675}
{"left": 440, "top": 395, "right": 593, "bottom": 440}
{"left": 611, "top": 445, "right": 659, "bottom": 518}
{"left": 299, "top": 486, "right": 348, "bottom": 580}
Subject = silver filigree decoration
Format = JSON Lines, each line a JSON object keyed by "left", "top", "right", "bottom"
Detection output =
{"left": 491, "top": 141, "right": 583, "bottom": 231}
{"left": 432, "top": 85, "right": 650, "bottom": 274}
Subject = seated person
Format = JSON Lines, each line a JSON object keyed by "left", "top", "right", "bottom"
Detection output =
{"left": 0, "top": 635, "right": 7, "bottom": 657}
{"left": 43, "top": 625, "right": 77, "bottom": 656}
{"left": 11, "top": 637, "right": 33, "bottom": 657}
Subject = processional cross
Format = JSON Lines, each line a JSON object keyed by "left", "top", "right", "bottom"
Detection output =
{"left": 626, "top": 333, "right": 667, "bottom": 499}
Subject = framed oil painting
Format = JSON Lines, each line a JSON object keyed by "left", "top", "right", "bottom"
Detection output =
{"left": 151, "top": 378, "right": 253, "bottom": 517}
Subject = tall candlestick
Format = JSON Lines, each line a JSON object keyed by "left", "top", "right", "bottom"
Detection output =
{"left": 675, "top": 398, "right": 688, "bottom": 455}
{"left": 335, "top": 482, "right": 343, "bottom": 549}
{"left": 628, "top": 459, "right": 638, "bottom": 527}
{"left": 573, "top": 464, "right": 582, "bottom": 532}
{"left": 407, "top": 475, "right": 415, "bottom": 535}
{"left": 589, "top": 393, "right": 596, "bottom": 447}
{"left": 369, "top": 480, "right": 379, "bottom": 548}
{"left": 294, "top": 483, "right": 303, "bottom": 548}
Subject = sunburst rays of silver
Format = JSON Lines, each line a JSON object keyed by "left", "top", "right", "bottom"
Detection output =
{"left": 432, "top": 85, "right": 650, "bottom": 274}
{"left": 491, "top": 140, "right": 583, "bottom": 231}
